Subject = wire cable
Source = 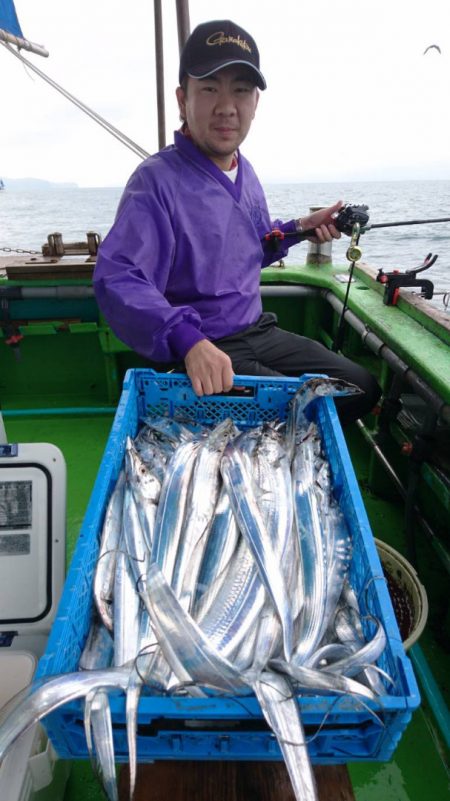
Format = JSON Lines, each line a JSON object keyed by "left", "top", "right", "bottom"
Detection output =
{"left": 1, "top": 40, "right": 150, "bottom": 160}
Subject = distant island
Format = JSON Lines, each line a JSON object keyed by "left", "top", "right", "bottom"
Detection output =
{"left": 1, "top": 178, "right": 78, "bottom": 190}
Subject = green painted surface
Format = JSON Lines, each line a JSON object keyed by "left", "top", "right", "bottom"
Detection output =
{"left": 3, "top": 412, "right": 448, "bottom": 801}
{"left": 261, "top": 263, "right": 450, "bottom": 404}
{"left": 2, "top": 267, "right": 449, "bottom": 799}
{"left": 349, "top": 707, "right": 449, "bottom": 801}
{"left": 354, "top": 265, "right": 450, "bottom": 346}
{"left": 3, "top": 263, "right": 449, "bottom": 409}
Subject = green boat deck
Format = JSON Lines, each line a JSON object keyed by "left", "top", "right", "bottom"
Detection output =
{"left": 1, "top": 257, "right": 449, "bottom": 799}
{"left": 4, "top": 411, "right": 448, "bottom": 801}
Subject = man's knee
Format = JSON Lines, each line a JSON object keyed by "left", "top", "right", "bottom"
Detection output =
{"left": 357, "top": 369, "right": 381, "bottom": 407}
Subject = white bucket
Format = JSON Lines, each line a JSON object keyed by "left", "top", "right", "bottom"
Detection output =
{"left": 375, "top": 539, "right": 429, "bottom": 651}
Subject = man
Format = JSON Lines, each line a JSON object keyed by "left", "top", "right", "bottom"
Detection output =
{"left": 94, "top": 20, "right": 381, "bottom": 424}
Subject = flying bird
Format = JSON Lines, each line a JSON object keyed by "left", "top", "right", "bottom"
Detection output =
{"left": 423, "top": 44, "right": 441, "bottom": 55}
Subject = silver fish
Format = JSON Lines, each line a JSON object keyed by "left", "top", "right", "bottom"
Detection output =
{"left": 79, "top": 617, "right": 114, "bottom": 671}
{"left": 195, "top": 431, "right": 261, "bottom": 623}
{"left": 151, "top": 438, "right": 201, "bottom": 584}
{"left": 323, "top": 617, "right": 387, "bottom": 679}
{"left": 270, "top": 659, "right": 377, "bottom": 701}
{"left": 253, "top": 671, "right": 318, "bottom": 801}
{"left": 193, "top": 481, "right": 240, "bottom": 617}
{"left": 146, "top": 563, "right": 250, "bottom": 696}
{"left": 316, "top": 499, "right": 353, "bottom": 643}
{"left": 133, "top": 428, "right": 173, "bottom": 479}
{"left": 172, "top": 418, "right": 236, "bottom": 612}
{"left": 144, "top": 436, "right": 204, "bottom": 692}
{"left": 254, "top": 424, "right": 294, "bottom": 561}
{"left": 122, "top": 483, "right": 151, "bottom": 593}
{"left": 84, "top": 690, "right": 118, "bottom": 801}
{"left": 245, "top": 604, "right": 282, "bottom": 680}
{"left": 139, "top": 415, "right": 197, "bottom": 446}
{"left": 0, "top": 668, "right": 131, "bottom": 762}
{"left": 291, "top": 430, "right": 328, "bottom": 665}
{"left": 287, "top": 376, "right": 362, "bottom": 439}
{"left": 305, "top": 643, "right": 353, "bottom": 669}
{"left": 221, "top": 440, "right": 293, "bottom": 660}
{"left": 93, "top": 471, "right": 125, "bottom": 631}
{"left": 126, "top": 609, "right": 159, "bottom": 801}
{"left": 197, "top": 536, "right": 265, "bottom": 662}
{"left": 125, "top": 437, "right": 160, "bottom": 551}
{"left": 334, "top": 606, "right": 387, "bottom": 693}
{"left": 113, "top": 548, "right": 141, "bottom": 667}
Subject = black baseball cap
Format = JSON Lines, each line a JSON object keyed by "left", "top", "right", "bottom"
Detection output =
{"left": 179, "top": 20, "right": 266, "bottom": 90}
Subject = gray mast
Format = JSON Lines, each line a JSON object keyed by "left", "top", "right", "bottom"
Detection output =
{"left": 153, "top": 0, "right": 166, "bottom": 150}
{"left": 175, "top": 0, "right": 190, "bottom": 54}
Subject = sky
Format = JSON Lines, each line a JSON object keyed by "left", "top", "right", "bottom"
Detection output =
{"left": 1, "top": 0, "right": 449, "bottom": 187}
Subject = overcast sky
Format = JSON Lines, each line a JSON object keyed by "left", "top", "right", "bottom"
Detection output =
{"left": 1, "top": 0, "right": 449, "bottom": 187}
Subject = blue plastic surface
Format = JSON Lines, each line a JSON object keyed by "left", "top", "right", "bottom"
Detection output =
{"left": 36, "top": 369, "right": 420, "bottom": 763}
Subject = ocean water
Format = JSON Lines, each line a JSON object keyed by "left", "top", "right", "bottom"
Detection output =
{"left": 1, "top": 179, "right": 449, "bottom": 306}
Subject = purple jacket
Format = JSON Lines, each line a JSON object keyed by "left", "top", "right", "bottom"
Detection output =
{"left": 94, "top": 131, "right": 302, "bottom": 362}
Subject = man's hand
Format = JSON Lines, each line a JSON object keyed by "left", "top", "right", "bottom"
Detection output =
{"left": 184, "top": 340, "right": 234, "bottom": 396}
{"left": 298, "top": 200, "right": 344, "bottom": 244}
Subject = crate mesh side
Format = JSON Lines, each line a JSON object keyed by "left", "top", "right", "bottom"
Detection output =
{"left": 38, "top": 369, "right": 420, "bottom": 762}
{"left": 316, "top": 399, "right": 414, "bottom": 703}
{"left": 139, "top": 371, "right": 302, "bottom": 429}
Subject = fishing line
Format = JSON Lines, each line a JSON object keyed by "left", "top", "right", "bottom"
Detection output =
{"left": 332, "top": 242, "right": 360, "bottom": 353}
{"left": 362, "top": 574, "right": 391, "bottom": 617}
{"left": 304, "top": 694, "right": 385, "bottom": 745}
{"left": 133, "top": 646, "right": 165, "bottom": 689}
{"left": 167, "top": 680, "right": 236, "bottom": 698}
{"left": 162, "top": 681, "right": 262, "bottom": 723}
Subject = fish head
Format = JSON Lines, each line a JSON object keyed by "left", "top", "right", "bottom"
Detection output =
{"left": 304, "top": 377, "right": 363, "bottom": 399}
{"left": 289, "top": 377, "right": 363, "bottom": 433}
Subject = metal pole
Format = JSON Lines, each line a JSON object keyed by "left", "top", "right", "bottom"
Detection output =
{"left": 0, "top": 30, "right": 48, "bottom": 57}
{"left": 175, "top": 0, "right": 191, "bottom": 54}
{"left": 153, "top": 0, "right": 166, "bottom": 149}
{"left": 0, "top": 411, "right": 7, "bottom": 445}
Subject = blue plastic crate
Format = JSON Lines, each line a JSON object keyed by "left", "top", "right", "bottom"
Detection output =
{"left": 36, "top": 369, "right": 420, "bottom": 763}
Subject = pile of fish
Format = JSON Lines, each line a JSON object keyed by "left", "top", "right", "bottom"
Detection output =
{"left": 0, "top": 378, "right": 391, "bottom": 801}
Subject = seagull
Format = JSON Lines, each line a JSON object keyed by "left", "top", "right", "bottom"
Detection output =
{"left": 423, "top": 44, "right": 441, "bottom": 55}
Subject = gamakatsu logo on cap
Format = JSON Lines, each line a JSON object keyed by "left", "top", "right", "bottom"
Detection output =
{"left": 206, "top": 32, "right": 252, "bottom": 54}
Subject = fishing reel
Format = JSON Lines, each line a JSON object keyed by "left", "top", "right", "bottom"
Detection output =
{"left": 332, "top": 204, "right": 370, "bottom": 263}
{"left": 263, "top": 203, "right": 371, "bottom": 252}
{"left": 333, "top": 204, "right": 370, "bottom": 236}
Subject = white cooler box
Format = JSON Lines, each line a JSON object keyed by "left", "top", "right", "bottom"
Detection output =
{"left": 0, "top": 441, "right": 69, "bottom": 801}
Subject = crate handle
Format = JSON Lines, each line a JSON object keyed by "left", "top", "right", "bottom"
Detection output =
{"left": 221, "top": 384, "right": 256, "bottom": 398}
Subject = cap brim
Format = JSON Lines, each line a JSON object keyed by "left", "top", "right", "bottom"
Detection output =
{"left": 186, "top": 59, "right": 266, "bottom": 90}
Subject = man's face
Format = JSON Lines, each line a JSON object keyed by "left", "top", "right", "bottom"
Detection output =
{"left": 176, "top": 65, "right": 259, "bottom": 170}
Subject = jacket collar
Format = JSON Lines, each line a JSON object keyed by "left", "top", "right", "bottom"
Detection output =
{"left": 174, "top": 130, "right": 243, "bottom": 201}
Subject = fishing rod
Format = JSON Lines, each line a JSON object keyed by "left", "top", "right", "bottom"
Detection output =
{"left": 264, "top": 205, "right": 450, "bottom": 243}
{"left": 330, "top": 204, "right": 450, "bottom": 236}
{"left": 263, "top": 204, "right": 450, "bottom": 352}
{"left": 363, "top": 217, "right": 450, "bottom": 231}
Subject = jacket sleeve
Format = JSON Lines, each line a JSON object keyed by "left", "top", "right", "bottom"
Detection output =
{"left": 260, "top": 219, "right": 303, "bottom": 268}
{"left": 93, "top": 172, "right": 206, "bottom": 363}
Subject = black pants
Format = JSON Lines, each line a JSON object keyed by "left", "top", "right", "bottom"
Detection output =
{"left": 213, "top": 313, "right": 381, "bottom": 426}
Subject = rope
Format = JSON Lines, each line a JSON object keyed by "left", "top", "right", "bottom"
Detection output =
{"left": 0, "top": 41, "right": 150, "bottom": 161}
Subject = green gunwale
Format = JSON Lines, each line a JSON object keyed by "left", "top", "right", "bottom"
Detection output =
{"left": 261, "top": 262, "right": 450, "bottom": 404}
{"left": 2, "top": 259, "right": 449, "bottom": 800}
